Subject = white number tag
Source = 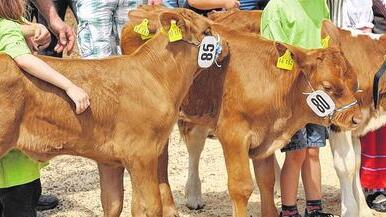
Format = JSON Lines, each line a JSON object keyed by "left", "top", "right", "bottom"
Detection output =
{"left": 198, "top": 36, "right": 217, "bottom": 68}
{"left": 306, "top": 90, "right": 336, "bottom": 117}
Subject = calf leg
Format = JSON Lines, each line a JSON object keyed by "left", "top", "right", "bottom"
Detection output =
{"left": 329, "top": 131, "right": 358, "bottom": 217}
{"left": 129, "top": 154, "right": 162, "bottom": 217}
{"left": 158, "top": 140, "right": 178, "bottom": 217}
{"left": 352, "top": 137, "right": 373, "bottom": 217}
{"left": 98, "top": 163, "right": 124, "bottom": 217}
{"left": 253, "top": 155, "right": 279, "bottom": 217}
{"left": 181, "top": 123, "right": 209, "bottom": 210}
{"left": 217, "top": 121, "right": 254, "bottom": 217}
{"left": 274, "top": 154, "right": 281, "bottom": 197}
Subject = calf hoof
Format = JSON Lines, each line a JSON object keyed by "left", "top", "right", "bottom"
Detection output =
{"left": 186, "top": 196, "right": 204, "bottom": 210}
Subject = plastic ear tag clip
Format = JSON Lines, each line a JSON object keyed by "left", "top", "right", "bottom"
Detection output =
{"left": 306, "top": 90, "right": 336, "bottom": 117}
{"left": 168, "top": 20, "right": 183, "bottom": 42}
{"left": 321, "top": 36, "right": 330, "bottom": 48}
{"left": 134, "top": 19, "right": 150, "bottom": 38}
{"left": 276, "top": 50, "right": 294, "bottom": 71}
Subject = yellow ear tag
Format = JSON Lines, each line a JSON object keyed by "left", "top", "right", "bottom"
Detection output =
{"left": 276, "top": 50, "right": 294, "bottom": 71}
{"left": 168, "top": 20, "right": 183, "bottom": 42}
{"left": 321, "top": 36, "right": 330, "bottom": 48}
{"left": 140, "top": 34, "right": 154, "bottom": 40}
{"left": 134, "top": 19, "right": 150, "bottom": 38}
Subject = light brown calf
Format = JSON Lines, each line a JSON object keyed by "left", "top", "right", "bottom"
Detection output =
{"left": 252, "top": 21, "right": 386, "bottom": 217}
{"left": 320, "top": 21, "right": 386, "bottom": 217}
{"left": 120, "top": 6, "right": 263, "bottom": 214}
{"left": 121, "top": 10, "right": 363, "bottom": 216}
{"left": 0, "top": 10, "right": 228, "bottom": 217}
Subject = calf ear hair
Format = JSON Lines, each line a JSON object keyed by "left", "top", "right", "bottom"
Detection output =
{"left": 159, "top": 11, "right": 187, "bottom": 37}
{"left": 321, "top": 20, "right": 340, "bottom": 48}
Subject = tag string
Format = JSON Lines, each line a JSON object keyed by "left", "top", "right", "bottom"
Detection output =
{"left": 214, "top": 34, "right": 223, "bottom": 68}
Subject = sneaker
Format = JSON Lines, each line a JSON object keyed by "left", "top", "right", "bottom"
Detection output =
{"left": 304, "top": 210, "right": 334, "bottom": 217}
{"left": 279, "top": 211, "right": 302, "bottom": 217}
{"left": 371, "top": 194, "right": 386, "bottom": 212}
{"left": 36, "top": 194, "right": 59, "bottom": 211}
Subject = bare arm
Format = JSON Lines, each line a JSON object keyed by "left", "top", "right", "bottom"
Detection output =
{"left": 14, "top": 54, "right": 90, "bottom": 114}
{"left": 30, "top": 0, "right": 75, "bottom": 54}
{"left": 187, "top": 0, "right": 240, "bottom": 10}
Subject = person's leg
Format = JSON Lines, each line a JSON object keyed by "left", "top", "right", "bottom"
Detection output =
{"left": 280, "top": 128, "right": 307, "bottom": 217}
{"left": 76, "top": 0, "right": 117, "bottom": 58}
{"left": 302, "top": 124, "right": 333, "bottom": 217}
{"left": 301, "top": 148, "right": 321, "bottom": 202}
{"left": 0, "top": 179, "right": 41, "bottom": 217}
{"left": 281, "top": 150, "right": 306, "bottom": 217}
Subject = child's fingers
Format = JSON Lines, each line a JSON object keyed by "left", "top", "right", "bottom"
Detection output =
{"left": 34, "top": 26, "right": 41, "bottom": 40}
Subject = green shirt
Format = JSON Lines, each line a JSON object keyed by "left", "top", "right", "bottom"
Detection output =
{"left": 0, "top": 18, "right": 41, "bottom": 188}
{"left": 261, "top": 0, "right": 330, "bottom": 49}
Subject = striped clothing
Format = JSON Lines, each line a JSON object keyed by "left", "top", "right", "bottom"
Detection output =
{"left": 360, "top": 127, "right": 386, "bottom": 191}
{"left": 373, "top": 0, "right": 386, "bottom": 33}
{"left": 76, "top": 0, "right": 146, "bottom": 58}
{"left": 163, "top": 0, "right": 185, "bottom": 8}
{"left": 327, "top": 0, "right": 374, "bottom": 29}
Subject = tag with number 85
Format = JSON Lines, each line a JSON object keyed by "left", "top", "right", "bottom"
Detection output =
{"left": 198, "top": 36, "right": 217, "bottom": 68}
{"left": 306, "top": 90, "right": 336, "bottom": 117}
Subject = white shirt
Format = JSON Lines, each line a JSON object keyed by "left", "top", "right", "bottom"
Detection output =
{"left": 327, "top": 0, "right": 374, "bottom": 29}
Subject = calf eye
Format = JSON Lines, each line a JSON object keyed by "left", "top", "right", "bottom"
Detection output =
{"left": 322, "top": 81, "right": 333, "bottom": 93}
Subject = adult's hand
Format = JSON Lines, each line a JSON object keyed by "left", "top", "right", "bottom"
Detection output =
{"left": 49, "top": 19, "right": 76, "bottom": 54}
{"left": 31, "top": 0, "right": 76, "bottom": 54}
{"left": 148, "top": 0, "right": 163, "bottom": 5}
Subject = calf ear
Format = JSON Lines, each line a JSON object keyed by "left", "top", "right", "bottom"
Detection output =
{"left": 321, "top": 20, "right": 340, "bottom": 48}
{"left": 274, "top": 41, "right": 308, "bottom": 68}
{"left": 159, "top": 11, "right": 190, "bottom": 41}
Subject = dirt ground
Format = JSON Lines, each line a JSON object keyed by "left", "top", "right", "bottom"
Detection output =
{"left": 35, "top": 9, "right": 385, "bottom": 217}
{"left": 37, "top": 126, "right": 384, "bottom": 217}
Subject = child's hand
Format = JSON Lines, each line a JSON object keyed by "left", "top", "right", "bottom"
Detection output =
{"left": 65, "top": 85, "right": 90, "bottom": 114}
{"left": 33, "top": 24, "right": 51, "bottom": 50}
{"left": 224, "top": 0, "right": 240, "bottom": 9}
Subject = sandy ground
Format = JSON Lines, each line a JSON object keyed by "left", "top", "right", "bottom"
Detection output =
{"left": 37, "top": 125, "right": 384, "bottom": 217}
{"left": 35, "top": 9, "right": 386, "bottom": 217}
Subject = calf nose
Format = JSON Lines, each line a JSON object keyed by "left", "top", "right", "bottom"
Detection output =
{"left": 352, "top": 112, "right": 363, "bottom": 126}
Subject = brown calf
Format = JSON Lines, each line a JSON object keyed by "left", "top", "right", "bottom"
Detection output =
{"left": 121, "top": 10, "right": 362, "bottom": 216}
{"left": 320, "top": 20, "right": 386, "bottom": 217}
{"left": 254, "top": 21, "right": 386, "bottom": 217}
{"left": 0, "top": 10, "right": 228, "bottom": 217}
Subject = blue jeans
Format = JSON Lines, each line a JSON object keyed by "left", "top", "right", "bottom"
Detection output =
{"left": 281, "top": 124, "right": 327, "bottom": 152}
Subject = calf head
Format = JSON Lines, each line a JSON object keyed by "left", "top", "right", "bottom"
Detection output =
{"left": 275, "top": 42, "right": 362, "bottom": 130}
{"left": 158, "top": 9, "right": 229, "bottom": 61}
{"left": 321, "top": 20, "right": 386, "bottom": 111}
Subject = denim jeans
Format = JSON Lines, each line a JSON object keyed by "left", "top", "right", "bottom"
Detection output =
{"left": 0, "top": 179, "right": 41, "bottom": 217}
{"left": 281, "top": 124, "right": 327, "bottom": 152}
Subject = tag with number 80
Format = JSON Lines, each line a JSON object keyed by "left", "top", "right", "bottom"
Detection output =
{"left": 198, "top": 36, "right": 217, "bottom": 68}
{"left": 306, "top": 90, "right": 336, "bottom": 117}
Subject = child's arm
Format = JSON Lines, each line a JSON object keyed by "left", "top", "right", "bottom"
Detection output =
{"left": 14, "top": 54, "right": 90, "bottom": 114}
{"left": 187, "top": 0, "right": 240, "bottom": 10}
